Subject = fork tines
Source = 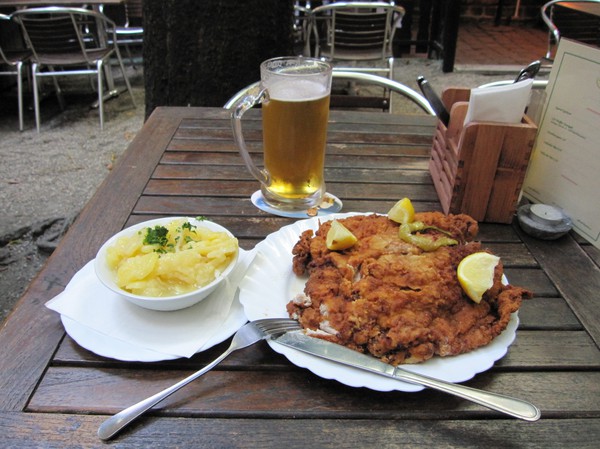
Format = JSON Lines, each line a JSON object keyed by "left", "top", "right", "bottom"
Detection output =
{"left": 252, "top": 318, "right": 302, "bottom": 337}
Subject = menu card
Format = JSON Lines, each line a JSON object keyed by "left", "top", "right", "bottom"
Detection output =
{"left": 522, "top": 39, "right": 600, "bottom": 249}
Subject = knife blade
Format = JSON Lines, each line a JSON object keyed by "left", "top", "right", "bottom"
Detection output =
{"left": 417, "top": 76, "right": 450, "bottom": 126}
{"left": 272, "top": 330, "right": 540, "bottom": 422}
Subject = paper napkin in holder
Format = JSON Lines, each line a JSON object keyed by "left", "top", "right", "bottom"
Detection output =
{"left": 464, "top": 79, "right": 534, "bottom": 125}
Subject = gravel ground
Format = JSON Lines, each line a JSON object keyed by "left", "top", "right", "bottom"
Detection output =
{"left": 0, "top": 58, "right": 544, "bottom": 324}
{"left": 0, "top": 66, "right": 145, "bottom": 322}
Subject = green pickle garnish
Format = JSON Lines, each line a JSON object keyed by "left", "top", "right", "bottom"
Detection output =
{"left": 398, "top": 222, "right": 457, "bottom": 251}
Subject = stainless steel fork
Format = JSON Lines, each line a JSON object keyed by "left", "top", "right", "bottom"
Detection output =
{"left": 97, "top": 318, "right": 301, "bottom": 440}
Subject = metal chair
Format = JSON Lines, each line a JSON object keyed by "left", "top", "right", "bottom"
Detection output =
{"left": 293, "top": 1, "right": 312, "bottom": 53}
{"left": 223, "top": 70, "right": 434, "bottom": 116}
{"left": 101, "top": 0, "right": 143, "bottom": 66}
{"left": 307, "top": 2, "right": 405, "bottom": 80}
{"left": 541, "top": 0, "right": 600, "bottom": 60}
{"left": 0, "top": 13, "right": 31, "bottom": 131}
{"left": 12, "top": 6, "right": 137, "bottom": 132}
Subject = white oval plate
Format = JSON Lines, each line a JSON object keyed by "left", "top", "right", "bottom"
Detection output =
{"left": 239, "top": 213, "right": 519, "bottom": 392}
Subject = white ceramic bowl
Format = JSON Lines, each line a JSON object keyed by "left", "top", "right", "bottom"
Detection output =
{"left": 95, "top": 217, "right": 239, "bottom": 311}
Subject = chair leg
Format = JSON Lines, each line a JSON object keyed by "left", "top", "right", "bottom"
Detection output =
{"left": 388, "top": 57, "right": 395, "bottom": 114}
{"left": 546, "top": 31, "right": 554, "bottom": 60}
{"left": 48, "top": 66, "right": 66, "bottom": 111}
{"left": 32, "top": 63, "right": 41, "bottom": 133}
{"left": 97, "top": 60, "right": 104, "bottom": 130}
{"left": 114, "top": 49, "right": 137, "bottom": 108}
{"left": 17, "top": 61, "right": 24, "bottom": 132}
{"left": 124, "top": 43, "right": 136, "bottom": 68}
{"left": 88, "top": 65, "right": 96, "bottom": 92}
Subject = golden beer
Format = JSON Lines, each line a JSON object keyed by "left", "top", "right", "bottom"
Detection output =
{"left": 262, "top": 79, "right": 330, "bottom": 202}
{"left": 231, "top": 57, "right": 332, "bottom": 211}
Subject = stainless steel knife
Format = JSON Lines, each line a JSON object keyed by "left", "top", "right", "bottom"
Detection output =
{"left": 272, "top": 330, "right": 541, "bottom": 422}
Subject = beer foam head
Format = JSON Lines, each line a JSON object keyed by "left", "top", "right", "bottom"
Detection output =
{"left": 267, "top": 79, "right": 329, "bottom": 102}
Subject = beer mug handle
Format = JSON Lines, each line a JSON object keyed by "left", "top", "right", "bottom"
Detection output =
{"left": 231, "top": 87, "right": 271, "bottom": 187}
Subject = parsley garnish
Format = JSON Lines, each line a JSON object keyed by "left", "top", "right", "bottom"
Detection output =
{"left": 143, "top": 221, "right": 200, "bottom": 254}
{"left": 143, "top": 225, "right": 169, "bottom": 247}
{"left": 182, "top": 221, "right": 196, "bottom": 231}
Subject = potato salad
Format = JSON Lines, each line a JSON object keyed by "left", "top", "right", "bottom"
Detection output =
{"left": 106, "top": 218, "right": 238, "bottom": 297}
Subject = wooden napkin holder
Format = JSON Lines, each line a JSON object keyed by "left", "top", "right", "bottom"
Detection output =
{"left": 429, "top": 87, "right": 538, "bottom": 223}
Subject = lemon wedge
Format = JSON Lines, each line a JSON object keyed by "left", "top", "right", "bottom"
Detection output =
{"left": 457, "top": 252, "right": 500, "bottom": 303}
{"left": 388, "top": 198, "right": 415, "bottom": 224}
{"left": 326, "top": 220, "right": 358, "bottom": 251}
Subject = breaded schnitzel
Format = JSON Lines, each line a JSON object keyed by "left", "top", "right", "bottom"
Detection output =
{"left": 287, "top": 213, "right": 531, "bottom": 365}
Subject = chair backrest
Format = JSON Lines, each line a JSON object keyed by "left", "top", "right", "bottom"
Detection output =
{"left": 125, "top": 0, "right": 143, "bottom": 27}
{"left": 101, "top": 3, "right": 127, "bottom": 27}
{"left": 0, "top": 13, "right": 28, "bottom": 66}
{"left": 309, "top": 2, "right": 404, "bottom": 60}
{"left": 12, "top": 7, "right": 116, "bottom": 65}
{"left": 104, "top": 0, "right": 143, "bottom": 28}
{"left": 293, "top": 1, "right": 311, "bottom": 48}
{"left": 541, "top": 0, "right": 600, "bottom": 59}
{"left": 332, "top": 70, "right": 434, "bottom": 114}
{"left": 223, "top": 70, "right": 434, "bottom": 115}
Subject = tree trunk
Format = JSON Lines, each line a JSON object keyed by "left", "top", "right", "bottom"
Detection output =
{"left": 143, "top": 0, "right": 295, "bottom": 119}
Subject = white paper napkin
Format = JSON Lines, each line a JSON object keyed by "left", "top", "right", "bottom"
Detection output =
{"left": 464, "top": 78, "right": 534, "bottom": 125}
{"left": 46, "top": 249, "right": 255, "bottom": 358}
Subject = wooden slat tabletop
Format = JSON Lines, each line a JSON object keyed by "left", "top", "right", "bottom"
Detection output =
{"left": 1, "top": 107, "right": 599, "bottom": 448}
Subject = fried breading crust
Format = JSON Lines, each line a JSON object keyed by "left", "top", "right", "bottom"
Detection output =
{"left": 287, "top": 213, "right": 531, "bottom": 365}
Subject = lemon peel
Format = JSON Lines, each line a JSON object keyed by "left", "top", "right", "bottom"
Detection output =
{"left": 326, "top": 220, "right": 358, "bottom": 251}
{"left": 388, "top": 197, "right": 415, "bottom": 225}
{"left": 457, "top": 252, "right": 501, "bottom": 303}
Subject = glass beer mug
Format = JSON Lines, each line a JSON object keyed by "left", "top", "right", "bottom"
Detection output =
{"left": 231, "top": 57, "right": 332, "bottom": 211}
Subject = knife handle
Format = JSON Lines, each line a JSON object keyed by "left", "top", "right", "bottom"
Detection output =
{"left": 393, "top": 367, "right": 541, "bottom": 421}
{"left": 417, "top": 76, "right": 450, "bottom": 126}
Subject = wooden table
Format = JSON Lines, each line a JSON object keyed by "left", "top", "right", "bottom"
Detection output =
{"left": 550, "top": 1, "right": 600, "bottom": 52}
{"left": 557, "top": 1, "right": 600, "bottom": 17}
{"left": 1, "top": 107, "right": 599, "bottom": 448}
